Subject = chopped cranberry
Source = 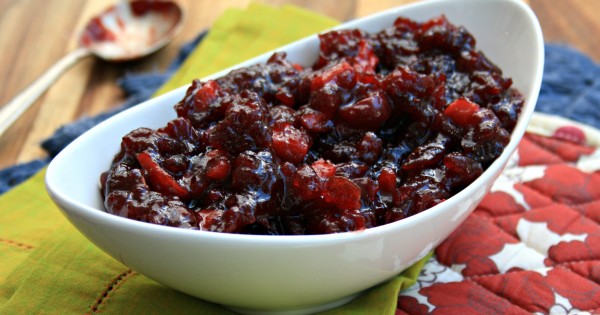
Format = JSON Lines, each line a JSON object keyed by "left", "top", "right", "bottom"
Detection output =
{"left": 174, "top": 80, "right": 223, "bottom": 128}
{"left": 216, "top": 52, "right": 302, "bottom": 107}
{"left": 206, "top": 92, "right": 272, "bottom": 154}
{"left": 444, "top": 97, "right": 481, "bottom": 127}
{"left": 418, "top": 16, "right": 475, "bottom": 54}
{"left": 314, "top": 29, "right": 379, "bottom": 73}
{"left": 205, "top": 157, "right": 231, "bottom": 181}
{"left": 291, "top": 165, "right": 323, "bottom": 201}
{"left": 162, "top": 155, "right": 190, "bottom": 177}
{"left": 305, "top": 206, "right": 366, "bottom": 234}
{"left": 295, "top": 106, "right": 334, "bottom": 134}
{"left": 323, "top": 176, "right": 362, "bottom": 211}
{"left": 312, "top": 159, "right": 336, "bottom": 178}
{"left": 443, "top": 152, "right": 483, "bottom": 189}
{"left": 378, "top": 168, "right": 397, "bottom": 193}
{"left": 338, "top": 90, "right": 392, "bottom": 130}
{"left": 269, "top": 105, "right": 296, "bottom": 124}
{"left": 136, "top": 151, "right": 189, "bottom": 200}
{"left": 335, "top": 161, "right": 369, "bottom": 178}
{"left": 402, "top": 133, "right": 450, "bottom": 171}
{"left": 309, "top": 62, "right": 357, "bottom": 117}
{"left": 118, "top": 128, "right": 159, "bottom": 161}
{"left": 272, "top": 122, "right": 311, "bottom": 164}
{"left": 356, "top": 132, "right": 383, "bottom": 164}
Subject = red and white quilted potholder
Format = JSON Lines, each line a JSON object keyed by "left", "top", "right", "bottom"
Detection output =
{"left": 397, "top": 113, "right": 600, "bottom": 314}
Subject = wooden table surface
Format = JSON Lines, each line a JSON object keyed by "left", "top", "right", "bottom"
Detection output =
{"left": 0, "top": 0, "right": 598, "bottom": 169}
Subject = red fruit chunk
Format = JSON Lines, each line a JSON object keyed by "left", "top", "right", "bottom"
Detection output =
{"left": 140, "top": 194, "right": 196, "bottom": 228}
{"left": 217, "top": 52, "right": 302, "bottom": 107}
{"left": 402, "top": 134, "right": 450, "bottom": 171}
{"left": 120, "top": 128, "right": 159, "bottom": 159}
{"left": 230, "top": 151, "right": 280, "bottom": 192}
{"left": 205, "top": 157, "right": 231, "bottom": 181}
{"left": 221, "top": 194, "right": 258, "bottom": 233}
{"left": 351, "top": 40, "right": 379, "bottom": 73}
{"left": 418, "top": 16, "right": 475, "bottom": 54}
{"left": 312, "top": 159, "right": 336, "bottom": 178}
{"left": 490, "top": 91, "right": 523, "bottom": 129}
{"left": 383, "top": 66, "right": 436, "bottom": 99}
{"left": 157, "top": 117, "right": 200, "bottom": 143}
{"left": 197, "top": 208, "right": 224, "bottom": 231}
{"left": 292, "top": 63, "right": 304, "bottom": 71}
{"left": 193, "top": 80, "right": 221, "bottom": 110}
{"left": 378, "top": 168, "right": 396, "bottom": 193}
{"left": 289, "top": 160, "right": 335, "bottom": 202}
{"left": 355, "top": 72, "right": 382, "bottom": 91}
{"left": 206, "top": 93, "right": 272, "bottom": 154}
{"left": 162, "top": 155, "right": 190, "bottom": 176}
{"left": 309, "top": 62, "right": 356, "bottom": 118}
{"left": 393, "top": 175, "right": 448, "bottom": 216}
{"left": 306, "top": 207, "right": 366, "bottom": 234}
{"left": 315, "top": 29, "right": 377, "bottom": 72}
{"left": 335, "top": 161, "right": 369, "bottom": 178}
{"left": 311, "top": 61, "right": 356, "bottom": 91}
{"left": 309, "top": 86, "right": 345, "bottom": 118}
{"left": 356, "top": 132, "right": 383, "bottom": 165}
{"left": 393, "top": 16, "right": 420, "bottom": 32}
{"left": 291, "top": 165, "right": 322, "bottom": 201}
{"left": 174, "top": 80, "right": 222, "bottom": 127}
{"left": 443, "top": 152, "right": 483, "bottom": 188}
{"left": 280, "top": 162, "right": 297, "bottom": 177}
{"left": 419, "top": 15, "right": 451, "bottom": 34}
{"left": 272, "top": 123, "right": 312, "bottom": 164}
{"left": 102, "top": 163, "right": 147, "bottom": 195}
{"left": 323, "top": 176, "right": 362, "bottom": 211}
{"left": 136, "top": 152, "right": 189, "bottom": 200}
{"left": 295, "top": 106, "right": 333, "bottom": 133}
{"left": 156, "top": 118, "right": 203, "bottom": 157}
{"left": 444, "top": 97, "right": 481, "bottom": 127}
{"left": 270, "top": 105, "right": 296, "bottom": 124}
{"left": 338, "top": 90, "right": 392, "bottom": 130}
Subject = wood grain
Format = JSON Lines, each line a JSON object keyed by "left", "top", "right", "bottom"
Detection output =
{"left": 0, "top": 0, "right": 596, "bottom": 169}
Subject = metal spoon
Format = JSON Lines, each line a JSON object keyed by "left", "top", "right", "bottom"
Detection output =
{"left": 0, "top": 0, "right": 184, "bottom": 137}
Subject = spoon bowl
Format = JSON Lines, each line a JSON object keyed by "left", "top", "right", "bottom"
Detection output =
{"left": 0, "top": 0, "right": 184, "bottom": 137}
{"left": 80, "top": 0, "right": 183, "bottom": 61}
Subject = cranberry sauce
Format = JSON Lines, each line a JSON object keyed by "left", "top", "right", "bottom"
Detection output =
{"left": 100, "top": 15, "right": 523, "bottom": 235}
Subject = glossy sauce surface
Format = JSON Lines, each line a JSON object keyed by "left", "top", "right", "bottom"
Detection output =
{"left": 100, "top": 15, "right": 523, "bottom": 235}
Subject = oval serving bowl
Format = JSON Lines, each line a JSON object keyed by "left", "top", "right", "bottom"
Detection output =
{"left": 46, "top": 0, "right": 544, "bottom": 313}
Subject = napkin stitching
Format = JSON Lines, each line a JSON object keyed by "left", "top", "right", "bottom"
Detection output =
{"left": 413, "top": 262, "right": 600, "bottom": 314}
{"left": 527, "top": 133, "right": 595, "bottom": 159}
{"left": 467, "top": 279, "right": 534, "bottom": 313}
{"left": 0, "top": 238, "right": 34, "bottom": 250}
{"left": 490, "top": 203, "right": 597, "bottom": 263}
{"left": 464, "top": 204, "right": 596, "bottom": 269}
{"left": 520, "top": 179, "right": 600, "bottom": 208}
{"left": 458, "top": 268, "right": 600, "bottom": 313}
{"left": 453, "top": 259, "right": 600, "bottom": 282}
{"left": 89, "top": 269, "right": 136, "bottom": 314}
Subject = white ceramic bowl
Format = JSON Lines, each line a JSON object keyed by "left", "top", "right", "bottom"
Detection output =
{"left": 46, "top": 0, "right": 544, "bottom": 313}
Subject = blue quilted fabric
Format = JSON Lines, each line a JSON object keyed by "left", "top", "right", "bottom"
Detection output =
{"left": 537, "top": 45, "right": 600, "bottom": 127}
{"left": 0, "top": 43, "right": 598, "bottom": 194}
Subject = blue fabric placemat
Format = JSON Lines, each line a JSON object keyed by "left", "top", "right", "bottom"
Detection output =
{"left": 1, "top": 43, "right": 599, "bottom": 194}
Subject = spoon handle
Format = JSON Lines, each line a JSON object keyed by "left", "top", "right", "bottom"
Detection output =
{"left": 0, "top": 47, "right": 92, "bottom": 137}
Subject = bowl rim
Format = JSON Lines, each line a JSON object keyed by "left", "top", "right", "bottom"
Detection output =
{"left": 46, "top": 0, "right": 545, "bottom": 244}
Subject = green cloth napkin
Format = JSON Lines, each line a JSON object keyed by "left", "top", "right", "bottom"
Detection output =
{"left": 0, "top": 4, "right": 429, "bottom": 314}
